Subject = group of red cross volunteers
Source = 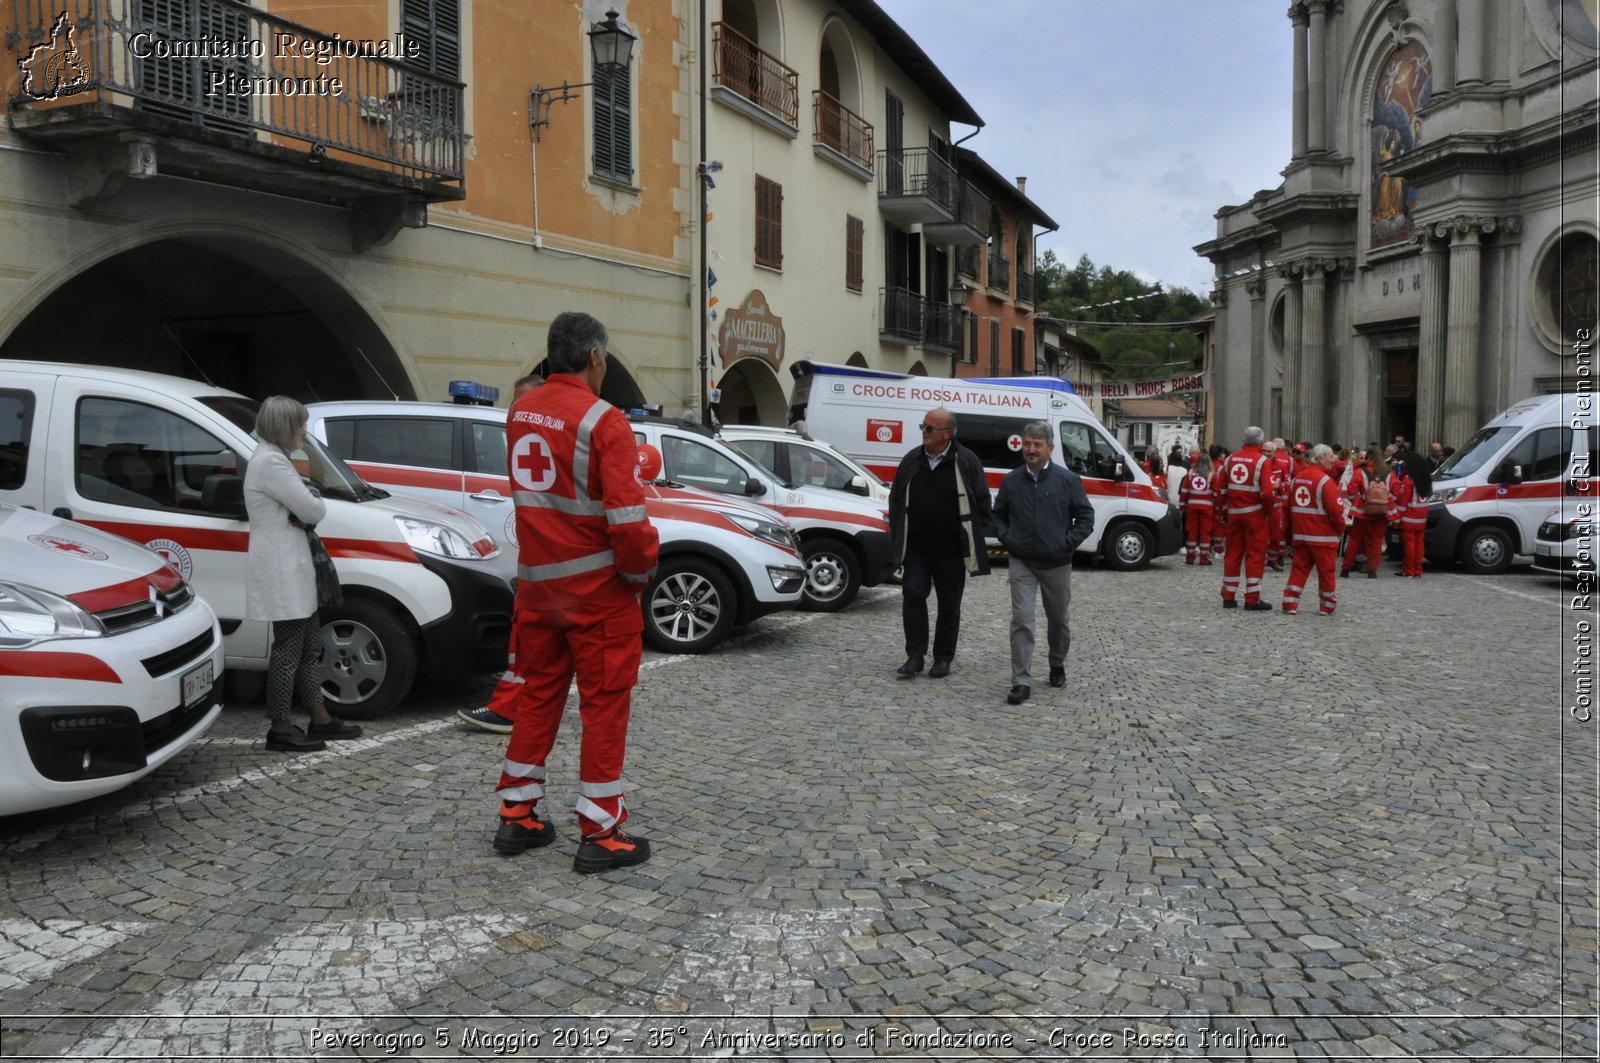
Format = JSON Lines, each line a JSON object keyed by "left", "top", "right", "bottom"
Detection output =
{"left": 1146, "top": 428, "right": 1437, "bottom": 616}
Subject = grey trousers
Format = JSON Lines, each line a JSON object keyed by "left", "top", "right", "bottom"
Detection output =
{"left": 1008, "top": 558, "right": 1072, "bottom": 686}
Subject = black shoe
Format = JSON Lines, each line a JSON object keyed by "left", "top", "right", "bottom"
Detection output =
{"left": 1222, "top": 599, "right": 1238, "bottom": 609}
{"left": 1367, "top": 570, "right": 1378, "bottom": 579}
{"left": 493, "top": 811, "right": 556, "bottom": 855}
{"left": 895, "top": 655, "right": 925, "bottom": 679}
{"left": 1243, "top": 601, "right": 1273, "bottom": 611}
{"left": 574, "top": 828, "right": 651, "bottom": 875}
{"left": 265, "top": 726, "right": 325, "bottom": 753}
{"left": 306, "top": 718, "right": 363, "bottom": 740}
{"left": 928, "top": 659, "right": 951, "bottom": 679}
{"left": 1340, "top": 570, "right": 1352, "bottom": 578}
{"left": 1006, "top": 684, "right": 1031, "bottom": 705}
{"left": 1048, "top": 667, "right": 1066, "bottom": 688}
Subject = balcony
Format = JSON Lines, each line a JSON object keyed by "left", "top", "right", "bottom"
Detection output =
{"left": 987, "top": 254, "right": 1012, "bottom": 295}
{"left": 812, "top": 90, "right": 872, "bottom": 180}
{"left": 711, "top": 21, "right": 798, "bottom": 137}
{"left": 923, "top": 301, "right": 961, "bottom": 353}
{"left": 1016, "top": 266, "right": 1035, "bottom": 307}
{"left": 7, "top": 0, "right": 464, "bottom": 243}
{"left": 879, "top": 286, "right": 924, "bottom": 345}
{"left": 923, "top": 181, "right": 990, "bottom": 246}
{"left": 955, "top": 245, "right": 982, "bottom": 281}
{"left": 876, "top": 147, "right": 957, "bottom": 226}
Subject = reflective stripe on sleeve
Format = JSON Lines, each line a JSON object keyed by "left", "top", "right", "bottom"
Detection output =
{"left": 606, "top": 504, "right": 648, "bottom": 525}
{"left": 571, "top": 399, "right": 612, "bottom": 501}
{"left": 512, "top": 490, "right": 606, "bottom": 516}
{"left": 1297, "top": 534, "right": 1341, "bottom": 545}
{"left": 518, "top": 550, "right": 616, "bottom": 582}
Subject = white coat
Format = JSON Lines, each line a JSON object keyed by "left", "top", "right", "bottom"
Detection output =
{"left": 244, "top": 442, "right": 327, "bottom": 621}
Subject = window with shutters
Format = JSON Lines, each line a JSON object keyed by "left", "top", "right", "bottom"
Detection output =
{"left": 1012, "top": 327, "right": 1026, "bottom": 374}
{"left": 756, "top": 175, "right": 783, "bottom": 269}
{"left": 592, "top": 58, "right": 633, "bottom": 184}
{"left": 989, "top": 319, "right": 1000, "bottom": 376}
{"left": 845, "top": 215, "right": 864, "bottom": 292}
{"left": 400, "top": 0, "right": 461, "bottom": 124}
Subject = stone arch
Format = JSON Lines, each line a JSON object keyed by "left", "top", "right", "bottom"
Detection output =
{"left": 721, "top": 0, "right": 786, "bottom": 58}
{"left": 907, "top": 359, "right": 929, "bottom": 376}
{"left": 714, "top": 356, "right": 787, "bottom": 424}
{"left": 818, "top": 16, "right": 864, "bottom": 112}
{"left": 527, "top": 352, "right": 647, "bottom": 409}
{"left": 846, "top": 351, "right": 868, "bottom": 367}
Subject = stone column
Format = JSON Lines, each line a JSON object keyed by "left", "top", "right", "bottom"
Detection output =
{"left": 1290, "top": 4, "right": 1309, "bottom": 159}
{"left": 1443, "top": 217, "right": 1491, "bottom": 445}
{"left": 1457, "top": 0, "right": 1486, "bottom": 85}
{"left": 1414, "top": 227, "right": 1449, "bottom": 443}
{"left": 1307, "top": 0, "right": 1329, "bottom": 153}
{"left": 1300, "top": 260, "right": 1328, "bottom": 442}
{"left": 1432, "top": 0, "right": 1457, "bottom": 92}
{"left": 1280, "top": 265, "right": 1302, "bottom": 441}
{"left": 1210, "top": 284, "right": 1229, "bottom": 443}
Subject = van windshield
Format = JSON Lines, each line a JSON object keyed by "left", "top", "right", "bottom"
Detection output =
{"left": 199, "top": 397, "right": 376, "bottom": 502}
{"left": 1432, "top": 426, "right": 1520, "bottom": 481}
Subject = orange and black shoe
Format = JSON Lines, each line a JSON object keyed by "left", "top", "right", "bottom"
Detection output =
{"left": 573, "top": 827, "right": 651, "bottom": 875}
{"left": 493, "top": 803, "right": 555, "bottom": 855}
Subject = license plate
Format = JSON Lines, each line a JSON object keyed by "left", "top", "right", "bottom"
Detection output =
{"left": 182, "top": 659, "right": 215, "bottom": 708}
{"left": 1536, "top": 544, "right": 1554, "bottom": 558}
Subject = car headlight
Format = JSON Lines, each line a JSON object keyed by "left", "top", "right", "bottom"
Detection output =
{"left": 0, "top": 582, "right": 105, "bottom": 648}
{"left": 1427, "top": 488, "right": 1459, "bottom": 503}
{"left": 394, "top": 516, "right": 484, "bottom": 560}
{"left": 725, "top": 512, "right": 797, "bottom": 551}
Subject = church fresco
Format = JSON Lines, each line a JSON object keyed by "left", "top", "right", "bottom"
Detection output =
{"left": 1369, "top": 41, "right": 1433, "bottom": 249}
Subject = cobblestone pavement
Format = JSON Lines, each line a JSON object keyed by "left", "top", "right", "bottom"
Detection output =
{"left": 0, "top": 554, "right": 1594, "bottom": 1061}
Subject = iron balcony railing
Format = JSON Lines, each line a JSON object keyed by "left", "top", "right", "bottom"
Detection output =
{"left": 924, "top": 300, "right": 961, "bottom": 351}
{"left": 812, "top": 90, "right": 872, "bottom": 171}
{"left": 7, "top": 0, "right": 464, "bottom": 184}
{"left": 712, "top": 21, "right": 798, "bottom": 127}
{"left": 956, "top": 182, "right": 991, "bottom": 237}
{"left": 1016, "top": 266, "right": 1035, "bottom": 305}
{"left": 879, "top": 286, "right": 924, "bottom": 343}
{"left": 876, "top": 146, "right": 958, "bottom": 212}
{"left": 987, "top": 253, "right": 1012, "bottom": 293}
{"left": 956, "top": 245, "right": 982, "bottom": 280}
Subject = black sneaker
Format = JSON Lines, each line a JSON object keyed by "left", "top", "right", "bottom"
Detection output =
{"left": 574, "top": 828, "right": 651, "bottom": 874}
{"left": 265, "top": 726, "right": 325, "bottom": 753}
{"left": 1243, "top": 601, "right": 1273, "bottom": 612}
{"left": 457, "top": 706, "right": 514, "bottom": 734}
{"left": 307, "top": 718, "right": 363, "bottom": 740}
{"left": 1048, "top": 667, "right": 1066, "bottom": 688}
{"left": 494, "top": 811, "right": 556, "bottom": 855}
{"left": 1222, "top": 599, "right": 1238, "bottom": 609}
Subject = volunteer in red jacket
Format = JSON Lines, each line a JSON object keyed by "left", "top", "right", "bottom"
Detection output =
{"left": 1341, "top": 447, "right": 1386, "bottom": 579}
{"left": 494, "top": 312, "right": 661, "bottom": 874}
{"left": 1282, "top": 445, "right": 1350, "bottom": 614}
{"left": 1265, "top": 437, "right": 1292, "bottom": 570}
{"left": 1208, "top": 444, "right": 1229, "bottom": 559}
{"left": 1179, "top": 454, "right": 1215, "bottom": 565}
{"left": 1220, "top": 426, "right": 1276, "bottom": 610}
{"left": 1388, "top": 449, "right": 1432, "bottom": 578}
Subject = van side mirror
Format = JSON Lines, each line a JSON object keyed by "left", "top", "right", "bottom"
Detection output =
{"left": 202, "top": 473, "right": 247, "bottom": 518}
{"left": 743, "top": 477, "right": 765, "bottom": 497}
{"left": 1492, "top": 459, "right": 1523, "bottom": 485}
{"left": 849, "top": 474, "right": 869, "bottom": 496}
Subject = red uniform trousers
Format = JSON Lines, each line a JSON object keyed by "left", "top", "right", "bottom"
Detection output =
{"left": 1283, "top": 542, "right": 1339, "bottom": 614}
{"left": 1267, "top": 506, "right": 1288, "bottom": 566}
{"left": 496, "top": 597, "right": 642, "bottom": 836}
{"left": 1343, "top": 517, "right": 1385, "bottom": 575}
{"left": 1221, "top": 509, "right": 1269, "bottom": 604}
{"left": 484, "top": 651, "right": 523, "bottom": 718}
{"left": 1185, "top": 506, "right": 1213, "bottom": 564}
{"left": 1400, "top": 519, "right": 1426, "bottom": 576}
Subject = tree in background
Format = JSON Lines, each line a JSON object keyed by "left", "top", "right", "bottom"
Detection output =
{"left": 1035, "top": 251, "right": 1207, "bottom": 379}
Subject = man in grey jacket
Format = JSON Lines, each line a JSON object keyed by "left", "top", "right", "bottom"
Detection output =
{"left": 990, "top": 421, "right": 1096, "bottom": 705}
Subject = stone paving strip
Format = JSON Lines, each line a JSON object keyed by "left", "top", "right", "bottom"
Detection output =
{"left": 0, "top": 558, "right": 1593, "bottom": 1060}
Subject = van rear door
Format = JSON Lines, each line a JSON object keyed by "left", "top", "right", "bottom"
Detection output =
{"left": 0, "top": 373, "right": 51, "bottom": 512}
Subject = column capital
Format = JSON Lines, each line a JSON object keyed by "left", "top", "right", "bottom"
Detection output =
{"left": 1288, "top": 3, "right": 1309, "bottom": 26}
{"left": 1437, "top": 214, "right": 1518, "bottom": 242}
{"left": 1244, "top": 276, "right": 1267, "bottom": 300}
{"left": 1306, "top": 0, "right": 1334, "bottom": 15}
{"left": 1210, "top": 286, "right": 1229, "bottom": 307}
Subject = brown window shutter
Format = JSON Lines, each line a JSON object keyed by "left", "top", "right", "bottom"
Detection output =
{"left": 845, "top": 215, "right": 863, "bottom": 292}
{"left": 756, "top": 176, "right": 783, "bottom": 269}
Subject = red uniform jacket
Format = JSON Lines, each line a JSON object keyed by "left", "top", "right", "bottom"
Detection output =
{"left": 507, "top": 375, "right": 660, "bottom": 619}
{"left": 1387, "top": 471, "right": 1428, "bottom": 530}
{"left": 1180, "top": 471, "right": 1213, "bottom": 510}
{"left": 1288, "top": 465, "right": 1348, "bottom": 546}
{"left": 1222, "top": 445, "right": 1276, "bottom": 517}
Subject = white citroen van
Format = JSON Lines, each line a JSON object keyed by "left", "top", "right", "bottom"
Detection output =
{"left": 788, "top": 361, "right": 1183, "bottom": 570}
{"left": 1424, "top": 393, "right": 1597, "bottom": 573}
{"left": 0, "top": 363, "right": 511, "bottom": 718}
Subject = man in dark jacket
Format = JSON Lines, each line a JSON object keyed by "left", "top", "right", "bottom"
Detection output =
{"left": 990, "top": 421, "right": 1095, "bottom": 704}
{"left": 888, "top": 407, "right": 992, "bottom": 679}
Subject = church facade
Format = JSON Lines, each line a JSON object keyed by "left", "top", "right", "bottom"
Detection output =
{"left": 1196, "top": 0, "right": 1597, "bottom": 450}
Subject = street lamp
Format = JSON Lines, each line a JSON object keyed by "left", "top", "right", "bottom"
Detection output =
{"left": 529, "top": 10, "right": 637, "bottom": 142}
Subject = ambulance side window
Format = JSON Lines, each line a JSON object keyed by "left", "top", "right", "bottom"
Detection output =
{"left": 76, "top": 398, "right": 240, "bottom": 511}
{"left": 661, "top": 436, "right": 748, "bottom": 494}
{"left": 1059, "top": 422, "right": 1117, "bottom": 480}
{"left": 469, "top": 421, "right": 508, "bottom": 476}
{"left": 0, "top": 389, "right": 34, "bottom": 490}
{"left": 784, "top": 443, "right": 856, "bottom": 490}
{"left": 333, "top": 416, "right": 457, "bottom": 471}
{"left": 1504, "top": 427, "right": 1570, "bottom": 481}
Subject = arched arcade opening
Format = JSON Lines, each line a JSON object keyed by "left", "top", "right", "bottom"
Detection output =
{"left": 714, "top": 356, "right": 787, "bottom": 425}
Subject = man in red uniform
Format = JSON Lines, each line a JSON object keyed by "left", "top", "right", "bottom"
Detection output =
{"left": 493, "top": 312, "right": 661, "bottom": 874}
{"left": 1265, "top": 437, "right": 1292, "bottom": 570}
{"left": 1220, "top": 427, "right": 1276, "bottom": 610}
{"left": 1179, "top": 456, "right": 1214, "bottom": 564}
{"left": 1340, "top": 447, "right": 1385, "bottom": 579}
{"left": 1282, "top": 445, "right": 1349, "bottom": 615}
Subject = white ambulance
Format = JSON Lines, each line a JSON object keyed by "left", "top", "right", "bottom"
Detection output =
{"left": 0, "top": 501, "right": 223, "bottom": 815}
{"left": 788, "top": 361, "right": 1183, "bottom": 570}
{"left": 1424, "top": 392, "right": 1597, "bottom": 573}
{"left": 1, "top": 362, "right": 512, "bottom": 719}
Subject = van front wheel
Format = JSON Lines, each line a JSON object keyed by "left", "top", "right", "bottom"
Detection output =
{"left": 1459, "top": 525, "right": 1513, "bottom": 575}
{"left": 318, "top": 600, "right": 418, "bottom": 719}
{"left": 1103, "top": 521, "right": 1154, "bottom": 571}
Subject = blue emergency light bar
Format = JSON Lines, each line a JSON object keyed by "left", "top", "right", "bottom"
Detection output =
{"left": 448, "top": 380, "right": 500, "bottom": 405}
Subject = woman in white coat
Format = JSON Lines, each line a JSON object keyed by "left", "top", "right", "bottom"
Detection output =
{"left": 245, "top": 396, "right": 362, "bottom": 752}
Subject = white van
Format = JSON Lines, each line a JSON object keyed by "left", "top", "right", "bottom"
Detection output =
{"left": 0, "top": 502, "right": 223, "bottom": 815}
{"left": 0, "top": 363, "right": 512, "bottom": 718}
{"left": 1424, "top": 393, "right": 1598, "bottom": 573}
{"left": 788, "top": 361, "right": 1183, "bottom": 570}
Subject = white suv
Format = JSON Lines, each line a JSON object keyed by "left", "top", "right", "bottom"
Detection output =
{"left": 306, "top": 400, "right": 806, "bottom": 653}
{"left": 629, "top": 415, "right": 894, "bottom": 612}
{"left": 719, "top": 424, "right": 889, "bottom": 504}
{"left": 0, "top": 502, "right": 223, "bottom": 815}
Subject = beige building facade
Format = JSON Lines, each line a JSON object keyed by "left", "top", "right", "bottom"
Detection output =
{"left": 1197, "top": 0, "right": 1598, "bottom": 450}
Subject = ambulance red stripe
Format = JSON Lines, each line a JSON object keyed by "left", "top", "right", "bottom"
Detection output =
{"left": 0, "top": 650, "right": 121, "bottom": 684}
